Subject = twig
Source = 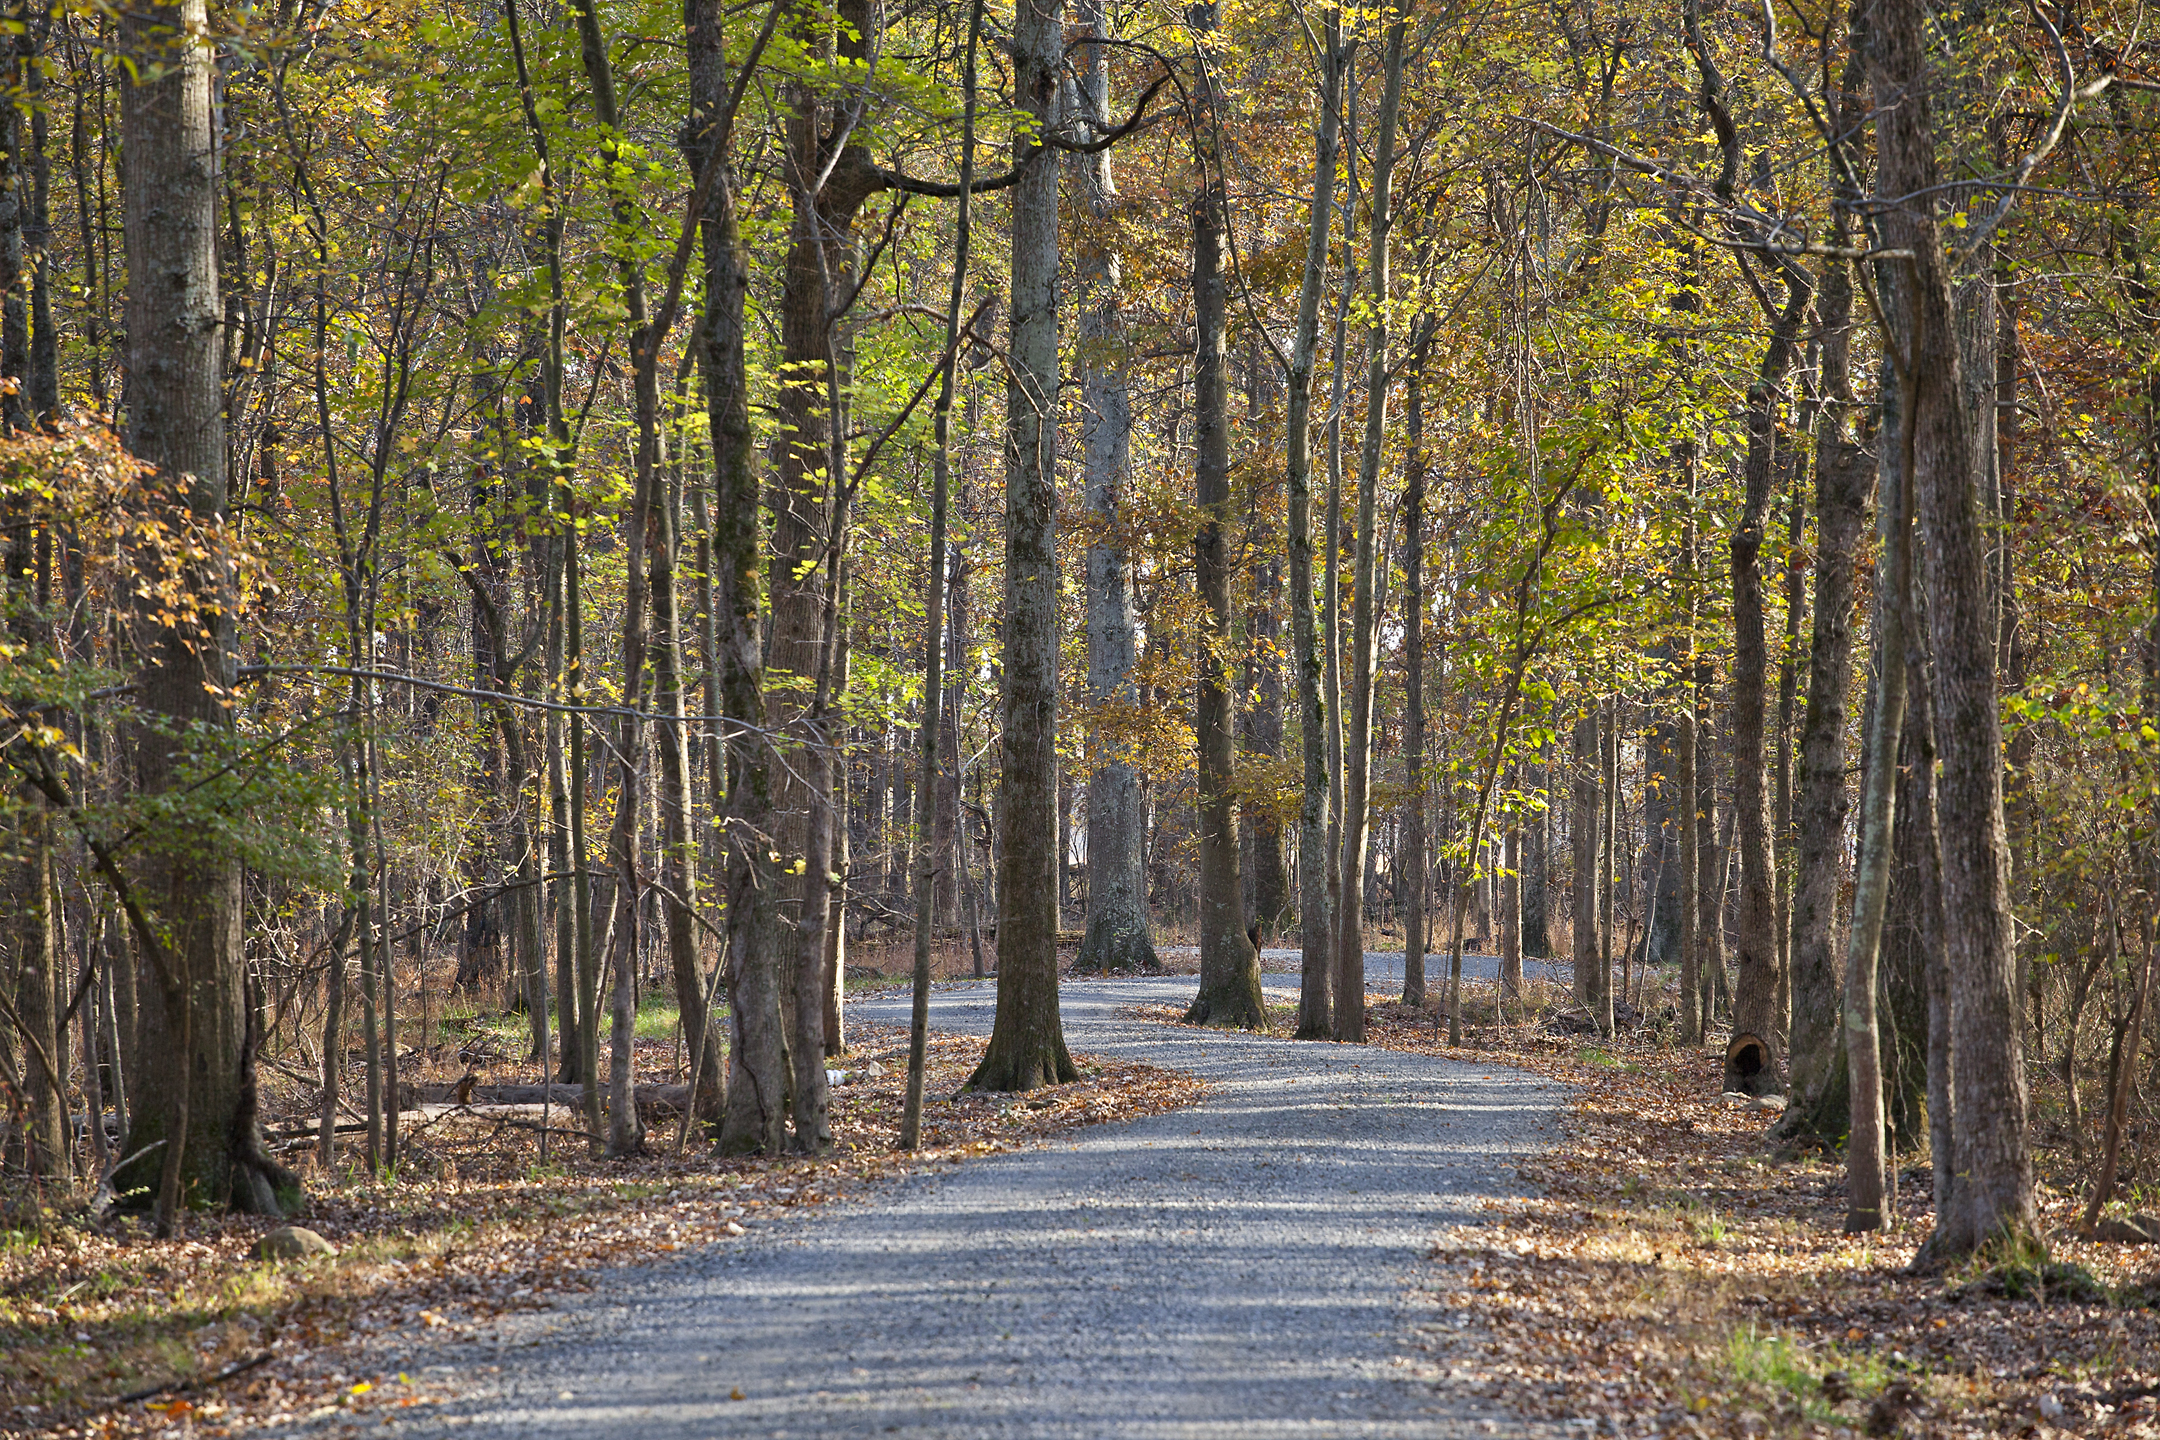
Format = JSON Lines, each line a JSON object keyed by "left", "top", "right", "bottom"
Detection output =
{"left": 105, "top": 1352, "right": 275, "bottom": 1410}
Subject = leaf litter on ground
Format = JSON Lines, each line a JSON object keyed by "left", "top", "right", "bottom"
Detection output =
{"left": 1138, "top": 989, "right": 2160, "bottom": 1439}
{"left": 0, "top": 1022, "right": 1206, "bottom": 1439}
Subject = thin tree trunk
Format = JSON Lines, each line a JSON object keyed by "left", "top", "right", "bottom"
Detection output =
{"left": 1843, "top": 381, "right": 1910, "bottom": 1232}
{"left": 898, "top": 0, "right": 978, "bottom": 1138}
{"left": 1677, "top": 448, "right": 1701, "bottom": 1046}
{"left": 1333, "top": 11, "right": 1405, "bottom": 1044}
{"left": 1286, "top": 2, "right": 1347, "bottom": 1041}
{"left": 1723, "top": 283, "right": 1810, "bottom": 1091}
{"left": 1572, "top": 703, "right": 1600, "bottom": 1020}
{"left": 1402, "top": 326, "right": 1430, "bottom": 1011}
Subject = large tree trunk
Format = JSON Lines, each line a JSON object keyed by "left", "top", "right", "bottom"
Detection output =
{"left": 969, "top": 0, "right": 1074, "bottom": 1090}
{"left": 1072, "top": 0, "right": 1158, "bottom": 978}
{"left": 1183, "top": 0, "right": 1264, "bottom": 1029}
{"left": 687, "top": 0, "right": 784, "bottom": 1154}
{"left": 760, "top": 0, "right": 881, "bottom": 1145}
{"left": 1870, "top": 0, "right": 2033, "bottom": 1259}
{"left": 118, "top": 0, "right": 292, "bottom": 1222}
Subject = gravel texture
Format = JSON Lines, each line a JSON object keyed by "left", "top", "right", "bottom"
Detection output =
{"left": 397, "top": 978, "right": 1568, "bottom": 1439}
{"left": 1253, "top": 951, "right": 1574, "bottom": 990}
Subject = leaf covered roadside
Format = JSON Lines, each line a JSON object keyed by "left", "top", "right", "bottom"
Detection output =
{"left": 0, "top": 1026, "right": 1208, "bottom": 1438}
{"left": 1144, "top": 995, "right": 2160, "bottom": 1438}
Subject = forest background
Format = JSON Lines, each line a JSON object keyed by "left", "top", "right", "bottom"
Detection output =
{"left": 0, "top": 0, "right": 2158, "bottom": 1413}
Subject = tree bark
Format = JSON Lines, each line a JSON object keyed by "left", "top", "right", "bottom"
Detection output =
{"left": 1183, "top": 0, "right": 1264, "bottom": 1029}
{"left": 687, "top": 0, "right": 785, "bottom": 1154}
{"left": 1776, "top": 261, "right": 1869, "bottom": 1149}
{"left": 1072, "top": 0, "right": 1158, "bottom": 978}
{"left": 969, "top": 0, "right": 1075, "bottom": 1090}
{"left": 1677, "top": 450, "right": 1702, "bottom": 1046}
{"left": 1839, "top": 376, "right": 1908, "bottom": 1232}
{"left": 1723, "top": 281, "right": 1810, "bottom": 1094}
{"left": 1286, "top": 3, "right": 1347, "bottom": 1042}
{"left": 1695, "top": 666, "right": 1724, "bottom": 1031}
{"left": 1333, "top": 10, "right": 1405, "bottom": 1044}
{"left": 901, "top": 0, "right": 980, "bottom": 1146}
{"left": 1401, "top": 326, "right": 1430, "bottom": 1011}
{"left": 1572, "top": 703, "right": 1600, "bottom": 1019}
{"left": 1870, "top": 0, "right": 2034, "bottom": 1258}
{"left": 118, "top": 0, "right": 292, "bottom": 1221}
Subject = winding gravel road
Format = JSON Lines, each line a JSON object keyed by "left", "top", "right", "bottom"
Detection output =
{"left": 404, "top": 978, "right": 1567, "bottom": 1439}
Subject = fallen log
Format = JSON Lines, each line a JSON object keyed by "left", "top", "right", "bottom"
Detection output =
{"left": 404, "top": 1081, "right": 694, "bottom": 1118}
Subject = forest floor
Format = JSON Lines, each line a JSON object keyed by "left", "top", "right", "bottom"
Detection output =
{"left": 301, "top": 976, "right": 1568, "bottom": 1440}
{"left": 1126, "top": 988, "right": 2160, "bottom": 1439}
{"left": 11, "top": 963, "right": 2154, "bottom": 1439}
{"left": 0, "top": 1018, "right": 1205, "bottom": 1438}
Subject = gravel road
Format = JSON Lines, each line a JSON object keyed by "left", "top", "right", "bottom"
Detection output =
{"left": 397, "top": 978, "right": 1567, "bottom": 1439}
{"left": 1244, "top": 950, "right": 1575, "bottom": 991}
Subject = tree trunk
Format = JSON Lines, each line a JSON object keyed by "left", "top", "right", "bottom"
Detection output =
{"left": 1286, "top": 3, "right": 1347, "bottom": 1042}
{"left": 1777, "top": 261, "right": 1869, "bottom": 1148}
{"left": 1724, "top": 282, "right": 1810, "bottom": 1094}
{"left": 1498, "top": 804, "right": 1523, "bottom": 1005}
{"left": 1572, "top": 704, "right": 1600, "bottom": 1019}
{"left": 9, "top": 799, "right": 67, "bottom": 1180}
{"left": 902, "top": 0, "right": 982, "bottom": 1145}
{"left": 1870, "top": 0, "right": 2033, "bottom": 1258}
{"left": 1333, "top": 11, "right": 1404, "bottom": 1045}
{"left": 1840, "top": 372, "right": 1909, "bottom": 1232}
{"left": 1072, "top": 0, "right": 1158, "bottom": 978}
{"left": 570, "top": 0, "right": 657, "bottom": 1160}
{"left": 969, "top": 0, "right": 1074, "bottom": 1090}
{"left": 1183, "top": 0, "right": 1264, "bottom": 1029}
{"left": 652, "top": 461, "right": 720, "bottom": 1124}
{"left": 1522, "top": 750, "right": 1551, "bottom": 959}
{"left": 1695, "top": 672, "right": 1724, "bottom": 1032}
{"left": 687, "top": 0, "right": 786, "bottom": 1154}
{"left": 1401, "top": 327, "right": 1430, "bottom": 1011}
{"left": 118, "top": 0, "right": 292, "bottom": 1221}
{"left": 1677, "top": 454, "right": 1702, "bottom": 1045}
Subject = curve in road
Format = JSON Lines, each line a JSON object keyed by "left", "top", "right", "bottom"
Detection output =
{"left": 399, "top": 977, "right": 1567, "bottom": 1439}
